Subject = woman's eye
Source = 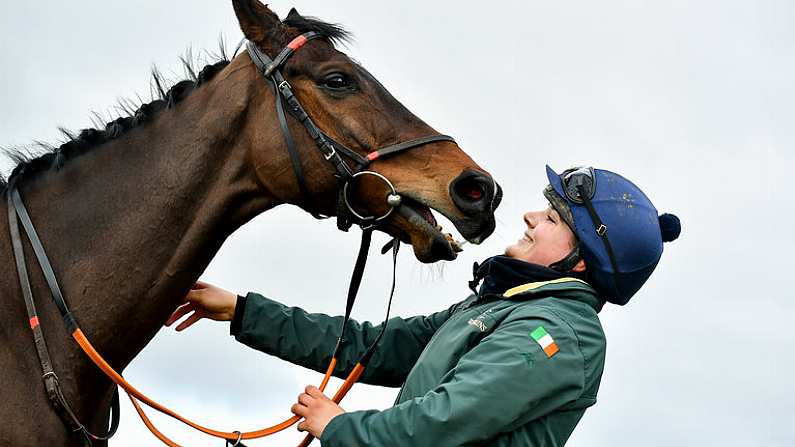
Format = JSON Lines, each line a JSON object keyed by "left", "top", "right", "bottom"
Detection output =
{"left": 322, "top": 73, "right": 353, "bottom": 90}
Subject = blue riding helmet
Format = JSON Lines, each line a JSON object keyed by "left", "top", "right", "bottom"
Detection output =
{"left": 543, "top": 165, "right": 680, "bottom": 305}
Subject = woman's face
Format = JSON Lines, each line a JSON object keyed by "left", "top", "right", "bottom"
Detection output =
{"left": 504, "top": 206, "right": 580, "bottom": 269}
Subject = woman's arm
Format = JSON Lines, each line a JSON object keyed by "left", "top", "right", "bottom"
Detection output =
{"left": 318, "top": 310, "right": 588, "bottom": 446}
{"left": 233, "top": 292, "right": 458, "bottom": 386}
{"left": 167, "top": 282, "right": 460, "bottom": 386}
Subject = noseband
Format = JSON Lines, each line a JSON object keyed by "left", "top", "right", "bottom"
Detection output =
{"left": 245, "top": 32, "right": 455, "bottom": 230}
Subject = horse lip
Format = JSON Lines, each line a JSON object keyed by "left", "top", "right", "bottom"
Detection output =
{"left": 398, "top": 192, "right": 495, "bottom": 246}
{"left": 394, "top": 204, "right": 457, "bottom": 262}
{"left": 457, "top": 215, "right": 496, "bottom": 245}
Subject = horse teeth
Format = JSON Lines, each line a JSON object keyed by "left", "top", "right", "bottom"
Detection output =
{"left": 445, "top": 232, "right": 464, "bottom": 252}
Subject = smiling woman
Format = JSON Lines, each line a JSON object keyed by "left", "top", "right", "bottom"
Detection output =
{"left": 0, "top": 1, "right": 499, "bottom": 446}
{"left": 170, "top": 163, "right": 679, "bottom": 446}
{"left": 504, "top": 206, "right": 583, "bottom": 269}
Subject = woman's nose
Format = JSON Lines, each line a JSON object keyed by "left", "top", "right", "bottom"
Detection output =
{"left": 523, "top": 212, "right": 536, "bottom": 228}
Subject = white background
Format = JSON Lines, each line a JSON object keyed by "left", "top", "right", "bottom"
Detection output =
{"left": 1, "top": 1, "right": 793, "bottom": 445}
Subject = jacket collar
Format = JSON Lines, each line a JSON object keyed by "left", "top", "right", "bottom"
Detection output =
{"left": 503, "top": 277, "right": 604, "bottom": 313}
{"left": 470, "top": 255, "right": 584, "bottom": 297}
{"left": 469, "top": 255, "right": 604, "bottom": 313}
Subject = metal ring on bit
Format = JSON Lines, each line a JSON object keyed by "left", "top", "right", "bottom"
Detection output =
{"left": 342, "top": 171, "right": 401, "bottom": 222}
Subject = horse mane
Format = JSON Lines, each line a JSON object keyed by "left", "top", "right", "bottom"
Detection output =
{"left": 1, "top": 14, "right": 352, "bottom": 190}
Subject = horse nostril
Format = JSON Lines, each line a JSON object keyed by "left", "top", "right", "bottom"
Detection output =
{"left": 450, "top": 170, "right": 495, "bottom": 215}
{"left": 457, "top": 178, "right": 485, "bottom": 201}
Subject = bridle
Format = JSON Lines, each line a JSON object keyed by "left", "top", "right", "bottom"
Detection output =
{"left": 7, "top": 32, "right": 455, "bottom": 447}
{"left": 246, "top": 32, "right": 456, "bottom": 231}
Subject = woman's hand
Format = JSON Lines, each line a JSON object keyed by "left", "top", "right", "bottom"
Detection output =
{"left": 165, "top": 281, "right": 237, "bottom": 331}
{"left": 292, "top": 386, "right": 345, "bottom": 439}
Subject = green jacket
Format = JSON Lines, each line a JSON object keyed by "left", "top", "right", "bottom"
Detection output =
{"left": 234, "top": 277, "right": 606, "bottom": 446}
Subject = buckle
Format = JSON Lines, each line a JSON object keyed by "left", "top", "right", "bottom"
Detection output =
{"left": 277, "top": 80, "right": 291, "bottom": 92}
{"left": 596, "top": 224, "right": 607, "bottom": 236}
{"left": 228, "top": 431, "right": 243, "bottom": 447}
{"left": 42, "top": 371, "right": 59, "bottom": 383}
{"left": 323, "top": 143, "right": 337, "bottom": 160}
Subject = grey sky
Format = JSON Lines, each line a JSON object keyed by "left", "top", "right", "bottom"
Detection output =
{"left": 1, "top": 0, "right": 793, "bottom": 445}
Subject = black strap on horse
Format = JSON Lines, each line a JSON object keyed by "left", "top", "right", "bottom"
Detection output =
{"left": 245, "top": 34, "right": 455, "bottom": 231}
{"left": 7, "top": 180, "right": 121, "bottom": 446}
{"left": 296, "top": 228, "right": 401, "bottom": 447}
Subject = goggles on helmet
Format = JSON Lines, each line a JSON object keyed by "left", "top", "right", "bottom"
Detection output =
{"left": 561, "top": 167, "right": 596, "bottom": 204}
{"left": 558, "top": 166, "right": 621, "bottom": 291}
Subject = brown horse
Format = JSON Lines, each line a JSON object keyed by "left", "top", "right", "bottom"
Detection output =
{"left": 0, "top": 1, "right": 499, "bottom": 445}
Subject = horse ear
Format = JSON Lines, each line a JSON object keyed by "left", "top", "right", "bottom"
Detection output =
{"left": 286, "top": 7, "right": 302, "bottom": 21}
{"left": 231, "top": 0, "right": 283, "bottom": 46}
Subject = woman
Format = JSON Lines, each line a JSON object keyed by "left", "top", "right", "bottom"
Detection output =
{"left": 167, "top": 165, "right": 680, "bottom": 446}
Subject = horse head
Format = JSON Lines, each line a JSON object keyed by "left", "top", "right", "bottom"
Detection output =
{"left": 232, "top": 0, "right": 501, "bottom": 262}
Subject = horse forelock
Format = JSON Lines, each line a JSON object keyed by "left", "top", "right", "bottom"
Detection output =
{"left": 282, "top": 13, "right": 353, "bottom": 48}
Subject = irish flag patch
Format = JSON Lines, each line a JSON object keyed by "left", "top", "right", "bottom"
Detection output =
{"left": 531, "top": 326, "right": 559, "bottom": 358}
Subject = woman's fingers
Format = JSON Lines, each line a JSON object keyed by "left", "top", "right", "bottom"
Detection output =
{"left": 169, "top": 281, "right": 236, "bottom": 328}
{"left": 165, "top": 302, "right": 196, "bottom": 326}
{"left": 292, "top": 401, "right": 309, "bottom": 432}
{"left": 175, "top": 310, "right": 204, "bottom": 331}
{"left": 305, "top": 386, "right": 325, "bottom": 399}
{"left": 298, "top": 393, "right": 313, "bottom": 406}
{"left": 291, "top": 403, "right": 307, "bottom": 416}
{"left": 192, "top": 280, "right": 211, "bottom": 290}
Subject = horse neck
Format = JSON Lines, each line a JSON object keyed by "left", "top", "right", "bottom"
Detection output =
{"left": 9, "top": 57, "right": 292, "bottom": 433}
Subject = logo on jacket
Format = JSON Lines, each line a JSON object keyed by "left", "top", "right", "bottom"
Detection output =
{"left": 531, "top": 325, "right": 559, "bottom": 358}
{"left": 467, "top": 308, "right": 494, "bottom": 332}
{"left": 468, "top": 318, "right": 487, "bottom": 332}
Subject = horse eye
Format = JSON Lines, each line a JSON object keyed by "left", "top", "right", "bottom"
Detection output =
{"left": 321, "top": 73, "right": 353, "bottom": 90}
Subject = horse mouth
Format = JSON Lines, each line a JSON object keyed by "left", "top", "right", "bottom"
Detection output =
{"left": 391, "top": 196, "right": 465, "bottom": 262}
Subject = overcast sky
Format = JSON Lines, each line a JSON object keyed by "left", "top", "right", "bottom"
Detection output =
{"left": 1, "top": 1, "right": 793, "bottom": 446}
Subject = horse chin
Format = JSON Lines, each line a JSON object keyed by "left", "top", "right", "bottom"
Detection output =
{"left": 389, "top": 204, "right": 458, "bottom": 263}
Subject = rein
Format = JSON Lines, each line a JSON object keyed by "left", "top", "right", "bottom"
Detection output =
{"left": 8, "top": 32, "right": 451, "bottom": 447}
{"left": 7, "top": 184, "right": 120, "bottom": 446}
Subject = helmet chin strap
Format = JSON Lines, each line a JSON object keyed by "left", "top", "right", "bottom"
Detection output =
{"left": 549, "top": 244, "right": 582, "bottom": 273}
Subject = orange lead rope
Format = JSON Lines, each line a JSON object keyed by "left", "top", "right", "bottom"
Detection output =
{"left": 299, "top": 237, "right": 400, "bottom": 447}
{"left": 297, "top": 363, "right": 366, "bottom": 447}
{"left": 67, "top": 231, "right": 398, "bottom": 446}
{"left": 73, "top": 328, "right": 343, "bottom": 443}
{"left": 10, "top": 169, "right": 400, "bottom": 446}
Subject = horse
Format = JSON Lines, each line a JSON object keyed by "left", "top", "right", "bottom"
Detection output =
{"left": 0, "top": 1, "right": 500, "bottom": 445}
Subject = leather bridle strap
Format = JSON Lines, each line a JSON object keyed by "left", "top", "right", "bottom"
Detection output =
{"left": 332, "top": 224, "right": 374, "bottom": 358}
{"left": 245, "top": 35, "right": 456, "bottom": 230}
{"left": 247, "top": 35, "right": 353, "bottom": 221}
{"left": 298, "top": 233, "right": 400, "bottom": 447}
{"left": 7, "top": 183, "right": 120, "bottom": 445}
{"left": 363, "top": 134, "right": 455, "bottom": 163}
